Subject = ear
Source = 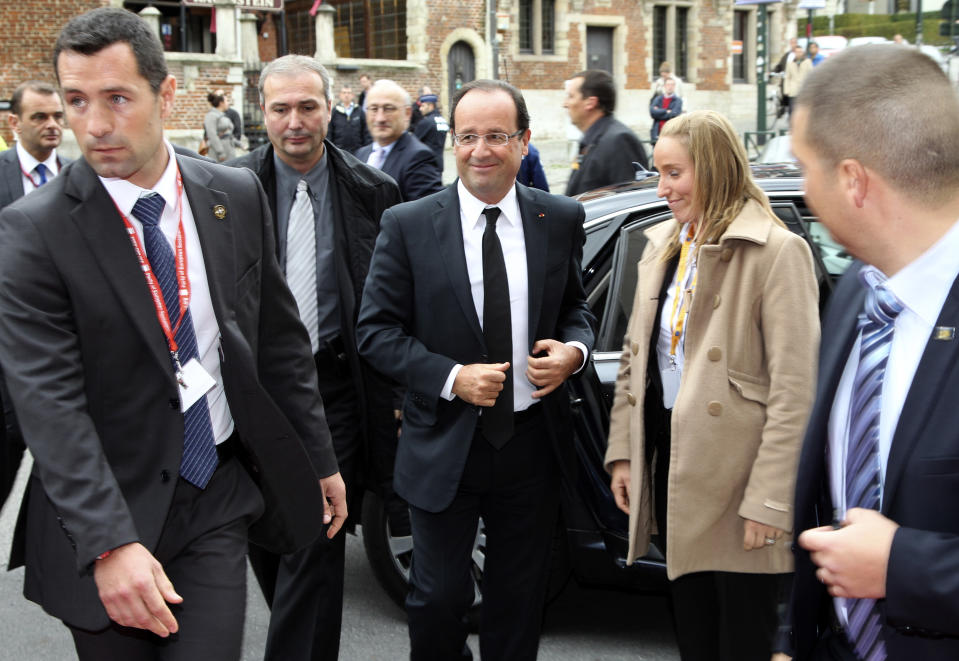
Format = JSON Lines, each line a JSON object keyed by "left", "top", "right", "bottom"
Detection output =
{"left": 839, "top": 158, "right": 868, "bottom": 209}
{"left": 7, "top": 112, "right": 19, "bottom": 136}
{"left": 521, "top": 128, "right": 531, "bottom": 157}
{"left": 158, "top": 74, "right": 177, "bottom": 120}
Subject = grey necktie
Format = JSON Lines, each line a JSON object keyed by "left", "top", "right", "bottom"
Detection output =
{"left": 370, "top": 146, "right": 386, "bottom": 169}
{"left": 286, "top": 180, "right": 320, "bottom": 354}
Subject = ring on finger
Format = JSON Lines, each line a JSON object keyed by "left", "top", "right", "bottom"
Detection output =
{"left": 764, "top": 536, "right": 776, "bottom": 545}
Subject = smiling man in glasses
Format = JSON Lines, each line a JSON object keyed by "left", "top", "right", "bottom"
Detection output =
{"left": 357, "top": 79, "right": 594, "bottom": 660}
{"left": 355, "top": 78, "right": 442, "bottom": 201}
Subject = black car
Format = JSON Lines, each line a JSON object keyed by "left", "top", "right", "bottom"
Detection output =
{"left": 360, "top": 163, "right": 853, "bottom": 612}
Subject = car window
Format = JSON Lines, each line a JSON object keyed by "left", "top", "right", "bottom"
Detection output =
{"left": 597, "top": 210, "right": 674, "bottom": 352}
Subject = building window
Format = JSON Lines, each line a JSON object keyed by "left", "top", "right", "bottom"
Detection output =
{"left": 331, "top": 0, "right": 407, "bottom": 59}
{"left": 518, "top": 0, "right": 555, "bottom": 55}
{"left": 123, "top": 1, "right": 214, "bottom": 53}
{"left": 652, "top": 3, "right": 690, "bottom": 80}
{"left": 733, "top": 9, "right": 748, "bottom": 82}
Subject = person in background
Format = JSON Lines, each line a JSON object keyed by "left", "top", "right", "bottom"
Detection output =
{"left": 651, "top": 61, "right": 685, "bottom": 101}
{"left": 357, "top": 72, "right": 372, "bottom": 111}
{"left": 564, "top": 69, "right": 648, "bottom": 196}
{"left": 328, "top": 84, "right": 370, "bottom": 153}
{"left": 783, "top": 45, "right": 812, "bottom": 117}
{"left": 412, "top": 92, "right": 449, "bottom": 172}
{"left": 808, "top": 42, "right": 825, "bottom": 66}
{"left": 215, "top": 88, "right": 245, "bottom": 151}
{"left": 0, "top": 80, "right": 70, "bottom": 513}
{"left": 790, "top": 44, "right": 959, "bottom": 661}
{"left": 605, "top": 110, "right": 819, "bottom": 661}
{"left": 516, "top": 142, "right": 549, "bottom": 192}
{"left": 355, "top": 79, "right": 442, "bottom": 201}
{"left": 204, "top": 90, "right": 235, "bottom": 162}
{"left": 649, "top": 77, "right": 683, "bottom": 146}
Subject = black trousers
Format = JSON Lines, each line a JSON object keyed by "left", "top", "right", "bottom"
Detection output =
{"left": 69, "top": 452, "right": 263, "bottom": 661}
{"left": 248, "top": 347, "right": 359, "bottom": 661}
{"left": 809, "top": 627, "right": 861, "bottom": 661}
{"left": 407, "top": 409, "right": 559, "bottom": 661}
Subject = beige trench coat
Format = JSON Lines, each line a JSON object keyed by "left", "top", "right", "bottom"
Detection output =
{"left": 604, "top": 199, "right": 820, "bottom": 580}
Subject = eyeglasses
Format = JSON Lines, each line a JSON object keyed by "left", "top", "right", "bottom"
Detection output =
{"left": 452, "top": 130, "right": 524, "bottom": 147}
{"left": 366, "top": 104, "right": 404, "bottom": 115}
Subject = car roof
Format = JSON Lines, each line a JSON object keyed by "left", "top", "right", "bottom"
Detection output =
{"left": 578, "top": 163, "right": 804, "bottom": 220}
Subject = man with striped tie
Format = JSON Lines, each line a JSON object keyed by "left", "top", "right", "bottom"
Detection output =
{"left": 789, "top": 45, "right": 959, "bottom": 660}
{"left": 0, "top": 9, "right": 345, "bottom": 660}
{"left": 0, "top": 80, "right": 69, "bottom": 512}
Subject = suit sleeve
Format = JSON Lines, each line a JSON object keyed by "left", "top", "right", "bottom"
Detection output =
{"left": 738, "top": 232, "right": 820, "bottom": 532}
{"left": 247, "top": 169, "right": 339, "bottom": 477}
{"left": 885, "top": 528, "right": 959, "bottom": 636}
{"left": 356, "top": 208, "right": 457, "bottom": 414}
{"left": 0, "top": 207, "right": 138, "bottom": 571}
{"left": 553, "top": 203, "right": 596, "bottom": 351}
{"left": 402, "top": 148, "right": 444, "bottom": 201}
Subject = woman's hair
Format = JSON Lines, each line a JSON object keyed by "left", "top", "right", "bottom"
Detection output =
{"left": 658, "top": 110, "right": 782, "bottom": 259}
{"left": 207, "top": 91, "right": 225, "bottom": 108}
{"left": 659, "top": 61, "right": 673, "bottom": 75}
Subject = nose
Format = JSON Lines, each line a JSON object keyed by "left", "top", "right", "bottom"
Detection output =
{"left": 287, "top": 108, "right": 303, "bottom": 130}
{"left": 656, "top": 175, "right": 667, "bottom": 198}
{"left": 471, "top": 136, "right": 492, "bottom": 159}
{"left": 86, "top": 101, "right": 112, "bottom": 138}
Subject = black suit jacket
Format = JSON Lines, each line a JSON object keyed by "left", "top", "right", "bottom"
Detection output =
{"left": 0, "top": 155, "right": 335, "bottom": 630}
{"left": 0, "top": 146, "right": 72, "bottom": 209}
{"left": 565, "top": 115, "right": 648, "bottom": 197}
{"left": 356, "top": 183, "right": 595, "bottom": 511}
{"left": 792, "top": 263, "right": 959, "bottom": 658}
{"left": 355, "top": 131, "right": 443, "bottom": 202}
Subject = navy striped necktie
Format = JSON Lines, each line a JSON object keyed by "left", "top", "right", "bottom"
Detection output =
{"left": 844, "top": 266, "right": 903, "bottom": 661}
{"left": 132, "top": 193, "right": 218, "bottom": 489}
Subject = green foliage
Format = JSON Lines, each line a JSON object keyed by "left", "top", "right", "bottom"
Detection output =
{"left": 797, "top": 11, "right": 955, "bottom": 45}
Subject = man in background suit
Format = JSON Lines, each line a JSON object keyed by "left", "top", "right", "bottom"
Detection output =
{"left": 790, "top": 45, "right": 959, "bottom": 659}
{"left": 563, "top": 69, "right": 647, "bottom": 196}
{"left": 355, "top": 78, "right": 442, "bottom": 201}
{"left": 357, "top": 79, "right": 594, "bottom": 660}
{"left": 0, "top": 80, "right": 69, "bottom": 511}
{"left": 229, "top": 54, "right": 400, "bottom": 661}
{"left": 0, "top": 9, "right": 345, "bottom": 659}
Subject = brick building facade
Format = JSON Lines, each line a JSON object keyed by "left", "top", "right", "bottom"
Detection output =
{"left": 1, "top": 0, "right": 800, "bottom": 155}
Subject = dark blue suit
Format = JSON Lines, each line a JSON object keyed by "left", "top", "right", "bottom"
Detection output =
{"left": 356, "top": 182, "right": 593, "bottom": 659}
{"left": 355, "top": 131, "right": 442, "bottom": 202}
{"left": 792, "top": 263, "right": 959, "bottom": 658}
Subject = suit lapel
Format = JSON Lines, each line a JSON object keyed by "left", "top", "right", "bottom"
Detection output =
{"left": 177, "top": 156, "right": 236, "bottom": 326}
{"left": 883, "top": 274, "right": 959, "bottom": 511}
{"left": 0, "top": 150, "right": 25, "bottom": 208}
{"left": 431, "top": 185, "right": 485, "bottom": 347}
{"left": 382, "top": 132, "right": 407, "bottom": 179}
{"left": 65, "top": 159, "right": 175, "bottom": 382}
{"left": 517, "top": 184, "right": 547, "bottom": 351}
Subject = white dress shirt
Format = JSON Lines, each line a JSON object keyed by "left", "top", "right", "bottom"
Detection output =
{"left": 828, "top": 216, "right": 959, "bottom": 623}
{"left": 656, "top": 230, "right": 697, "bottom": 409}
{"left": 16, "top": 141, "right": 59, "bottom": 195}
{"left": 441, "top": 181, "right": 586, "bottom": 411}
{"left": 366, "top": 141, "right": 396, "bottom": 169}
{"left": 100, "top": 140, "right": 234, "bottom": 444}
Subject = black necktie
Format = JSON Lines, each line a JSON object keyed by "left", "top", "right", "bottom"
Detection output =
{"left": 481, "top": 206, "right": 513, "bottom": 448}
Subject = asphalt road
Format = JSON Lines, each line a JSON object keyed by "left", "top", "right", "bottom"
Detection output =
{"left": 0, "top": 454, "right": 679, "bottom": 660}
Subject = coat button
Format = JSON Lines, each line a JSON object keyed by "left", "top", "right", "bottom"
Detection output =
{"left": 626, "top": 392, "right": 637, "bottom": 406}
{"left": 169, "top": 398, "right": 180, "bottom": 410}
{"left": 720, "top": 248, "right": 734, "bottom": 262}
{"left": 160, "top": 469, "right": 171, "bottom": 483}
{"left": 707, "top": 346, "right": 722, "bottom": 361}
{"left": 707, "top": 401, "right": 722, "bottom": 416}
{"left": 631, "top": 341, "right": 639, "bottom": 355}
{"left": 713, "top": 294, "right": 721, "bottom": 309}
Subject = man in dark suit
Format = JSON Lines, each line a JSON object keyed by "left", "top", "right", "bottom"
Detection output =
{"left": 0, "top": 80, "right": 70, "bottom": 510}
{"left": 563, "top": 69, "right": 648, "bottom": 196}
{"left": 228, "top": 54, "right": 400, "bottom": 661}
{"left": 355, "top": 78, "right": 443, "bottom": 201}
{"left": 789, "top": 45, "right": 959, "bottom": 660}
{"left": 0, "top": 9, "right": 345, "bottom": 660}
{"left": 357, "top": 79, "right": 594, "bottom": 660}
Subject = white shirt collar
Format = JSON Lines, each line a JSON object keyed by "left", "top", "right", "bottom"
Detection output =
{"left": 457, "top": 180, "right": 520, "bottom": 230}
{"left": 885, "top": 217, "right": 959, "bottom": 328}
{"left": 16, "top": 141, "right": 58, "bottom": 176}
{"left": 99, "top": 140, "right": 179, "bottom": 218}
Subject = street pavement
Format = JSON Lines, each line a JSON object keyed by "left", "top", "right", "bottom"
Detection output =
{"left": 0, "top": 455, "right": 679, "bottom": 660}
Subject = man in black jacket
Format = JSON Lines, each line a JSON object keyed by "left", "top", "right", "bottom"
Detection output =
{"left": 563, "top": 69, "right": 648, "bottom": 196}
{"left": 328, "top": 84, "right": 369, "bottom": 153}
{"left": 228, "top": 55, "right": 400, "bottom": 661}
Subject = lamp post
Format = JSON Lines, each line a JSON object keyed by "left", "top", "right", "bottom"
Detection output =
{"left": 736, "top": 0, "right": 783, "bottom": 135}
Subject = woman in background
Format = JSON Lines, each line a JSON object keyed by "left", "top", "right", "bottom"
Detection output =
{"left": 204, "top": 91, "right": 235, "bottom": 162}
{"left": 605, "top": 110, "right": 819, "bottom": 660}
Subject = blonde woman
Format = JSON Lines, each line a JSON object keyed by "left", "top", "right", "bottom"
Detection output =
{"left": 604, "top": 110, "right": 819, "bottom": 660}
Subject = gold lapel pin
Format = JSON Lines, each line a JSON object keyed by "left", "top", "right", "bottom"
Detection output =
{"left": 213, "top": 204, "right": 227, "bottom": 219}
{"left": 934, "top": 326, "right": 955, "bottom": 341}
{"left": 537, "top": 212, "right": 545, "bottom": 218}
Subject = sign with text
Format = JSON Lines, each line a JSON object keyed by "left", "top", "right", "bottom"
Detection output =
{"left": 183, "top": 0, "right": 283, "bottom": 11}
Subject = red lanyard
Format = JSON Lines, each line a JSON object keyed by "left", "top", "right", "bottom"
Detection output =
{"left": 19, "top": 160, "right": 57, "bottom": 189}
{"left": 113, "top": 169, "right": 191, "bottom": 375}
